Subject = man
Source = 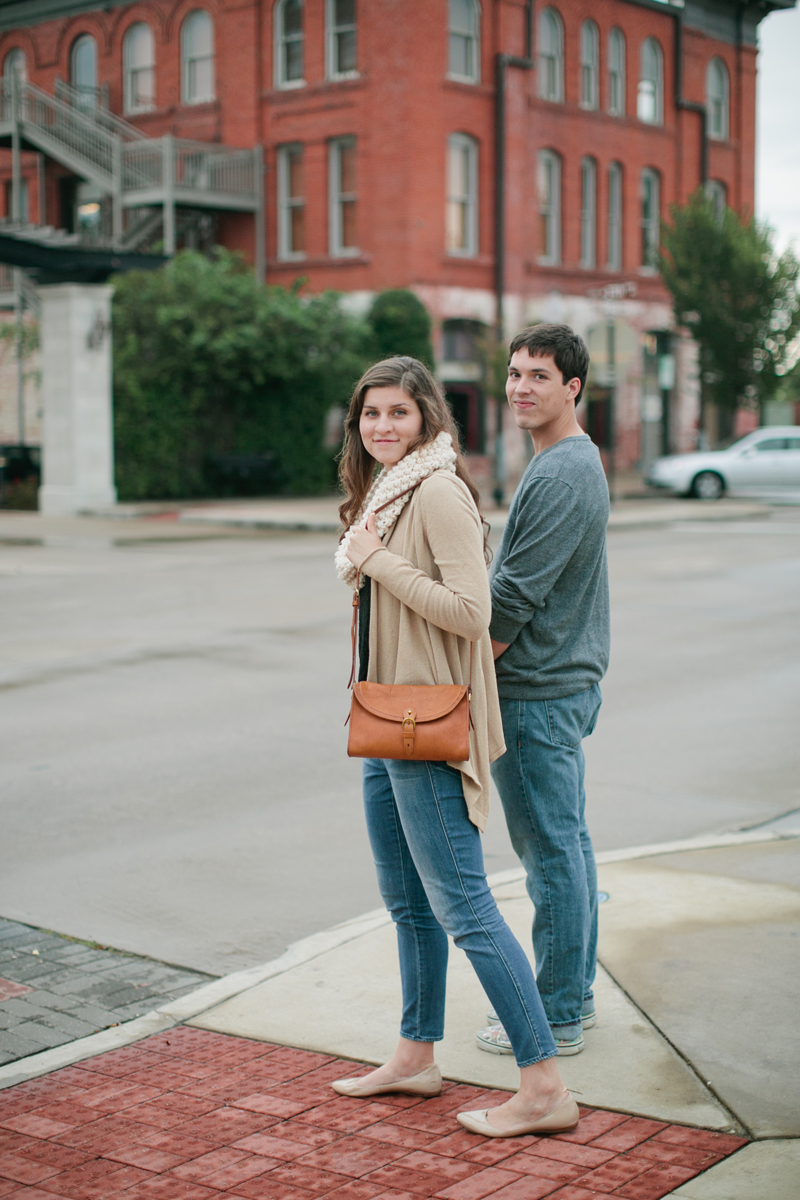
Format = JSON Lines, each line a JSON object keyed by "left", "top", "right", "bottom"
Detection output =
{"left": 478, "top": 323, "right": 610, "bottom": 1057}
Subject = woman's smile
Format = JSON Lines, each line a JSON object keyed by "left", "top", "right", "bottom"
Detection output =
{"left": 360, "top": 386, "right": 424, "bottom": 466}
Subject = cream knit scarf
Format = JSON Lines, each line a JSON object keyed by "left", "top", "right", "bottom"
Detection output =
{"left": 335, "top": 430, "right": 457, "bottom": 588}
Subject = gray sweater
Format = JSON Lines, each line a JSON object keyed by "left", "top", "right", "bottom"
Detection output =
{"left": 490, "top": 436, "right": 610, "bottom": 699}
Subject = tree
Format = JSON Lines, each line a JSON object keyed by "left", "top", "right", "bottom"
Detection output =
{"left": 660, "top": 191, "right": 800, "bottom": 433}
{"left": 112, "top": 250, "right": 369, "bottom": 499}
{"left": 367, "top": 289, "right": 434, "bottom": 367}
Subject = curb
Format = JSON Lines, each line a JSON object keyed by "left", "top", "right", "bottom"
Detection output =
{"left": 0, "top": 824, "right": 796, "bottom": 1092}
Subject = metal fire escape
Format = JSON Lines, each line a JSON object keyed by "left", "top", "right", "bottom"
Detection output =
{"left": 0, "top": 73, "right": 264, "bottom": 446}
{"left": 0, "top": 74, "right": 264, "bottom": 264}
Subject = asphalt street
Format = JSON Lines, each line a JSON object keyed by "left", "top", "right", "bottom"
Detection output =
{"left": 1, "top": 508, "right": 799, "bottom": 977}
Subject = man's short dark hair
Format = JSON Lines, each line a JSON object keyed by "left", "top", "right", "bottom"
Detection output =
{"left": 508, "top": 324, "right": 590, "bottom": 403}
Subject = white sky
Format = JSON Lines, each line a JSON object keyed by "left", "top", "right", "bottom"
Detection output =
{"left": 757, "top": 3, "right": 800, "bottom": 254}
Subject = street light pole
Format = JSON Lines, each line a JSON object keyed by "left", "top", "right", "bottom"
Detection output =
{"left": 606, "top": 314, "right": 616, "bottom": 506}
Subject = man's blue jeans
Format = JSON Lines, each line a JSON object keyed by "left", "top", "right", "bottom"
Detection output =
{"left": 491, "top": 686, "right": 602, "bottom": 1034}
{"left": 363, "top": 757, "right": 557, "bottom": 1067}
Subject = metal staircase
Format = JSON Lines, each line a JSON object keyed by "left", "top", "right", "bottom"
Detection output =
{"left": 0, "top": 74, "right": 264, "bottom": 264}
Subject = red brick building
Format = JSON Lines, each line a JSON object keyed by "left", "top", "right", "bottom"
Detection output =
{"left": 0, "top": 0, "right": 792, "bottom": 479}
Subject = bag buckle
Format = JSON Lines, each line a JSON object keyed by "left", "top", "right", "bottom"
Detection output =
{"left": 402, "top": 709, "right": 416, "bottom": 755}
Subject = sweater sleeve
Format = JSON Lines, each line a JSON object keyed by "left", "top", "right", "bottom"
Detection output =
{"left": 360, "top": 474, "right": 490, "bottom": 642}
{"left": 490, "top": 475, "right": 586, "bottom": 645}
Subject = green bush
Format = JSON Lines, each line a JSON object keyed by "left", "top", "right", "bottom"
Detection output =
{"left": 112, "top": 250, "right": 369, "bottom": 500}
{"left": 367, "top": 289, "right": 434, "bottom": 367}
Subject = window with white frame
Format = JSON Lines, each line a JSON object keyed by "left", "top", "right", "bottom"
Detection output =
{"left": 705, "top": 178, "right": 727, "bottom": 226}
{"left": 607, "top": 27, "right": 625, "bottom": 116}
{"left": 580, "top": 21, "right": 599, "bottom": 110}
{"left": 637, "top": 38, "right": 663, "bottom": 125}
{"left": 275, "top": 0, "right": 304, "bottom": 88}
{"left": 706, "top": 57, "right": 729, "bottom": 141}
{"left": 277, "top": 144, "right": 306, "bottom": 259}
{"left": 537, "top": 149, "right": 561, "bottom": 264}
{"left": 70, "top": 34, "right": 97, "bottom": 107}
{"left": 446, "top": 133, "right": 478, "bottom": 256}
{"left": 123, "top": 23, "right": 155, "bottom": 113}
{"left": 640, "top": 167, "right": 660, "bottom": 268}
{"left": 538, "top": 8, "right": 564, "bottom": 103}
{"left": 607, "top": 161, "right": 623, "bottom": 270}
{"left": 580, "top": 157, "right": 597, "bottom": 268}
{"left": 181, "top": 11, "right": 215, "bottom": 104}
{"left": 448, "top": 0, "right": 480, "bottom": 83}
{"left": 329, "top": 136, "right": 358, "bottom": 255}
{"left": 3, "top": 48, "right": 27, "bottom": 83}
{"left": 327, "top": 0, "right": 357, "bottom": 79}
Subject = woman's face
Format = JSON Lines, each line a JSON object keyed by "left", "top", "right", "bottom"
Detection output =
{"left": 359, "top": 386, "right": 424, "bottom": 467}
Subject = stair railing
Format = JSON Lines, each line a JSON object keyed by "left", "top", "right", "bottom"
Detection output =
{"left": 54, "top": 78, "right": 146, "bottom": 142}
{"left": 16, "top": 77, "right": 119, "bottom": 187}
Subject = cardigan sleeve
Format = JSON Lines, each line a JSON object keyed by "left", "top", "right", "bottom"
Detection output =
{"left": 360, "top": 473, "right": 490, "bottom": 642}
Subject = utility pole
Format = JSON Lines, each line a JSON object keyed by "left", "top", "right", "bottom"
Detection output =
{"left": 11, "top": 74, "right": 25, "bottom": 445}
{"left": 492, "top": 0, "right": 533, "bottom": 507}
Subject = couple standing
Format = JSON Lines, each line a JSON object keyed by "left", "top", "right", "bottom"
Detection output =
{"left": 332, "top": 323, "right": 609, "bottom": 1138}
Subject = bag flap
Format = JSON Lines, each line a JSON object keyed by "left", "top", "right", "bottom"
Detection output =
{"left": 353, "top": 682, "right": 467, "bottom": 723}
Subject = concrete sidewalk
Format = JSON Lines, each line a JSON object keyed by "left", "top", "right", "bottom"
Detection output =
{"left": 0, "top": 822, "right": 797, "bottom": 1197}
{"left": 175, "top": 495, "right": 771, "bottom": 534}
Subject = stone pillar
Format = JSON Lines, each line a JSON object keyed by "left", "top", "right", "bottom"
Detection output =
{"left": 38, "top": 283, "right": 117, "bottom": 515}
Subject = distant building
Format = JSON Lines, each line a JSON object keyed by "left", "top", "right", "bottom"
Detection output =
{"left": 0, "top": 0, "right": 792, "bottom": 486}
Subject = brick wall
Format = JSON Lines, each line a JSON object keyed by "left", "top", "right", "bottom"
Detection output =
{"left": 0, "top": 0, "right": 767, "bottom": 472}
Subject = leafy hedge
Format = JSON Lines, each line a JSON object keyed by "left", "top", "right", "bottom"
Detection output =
{"left": 367, "top": 288, "right": 434, "bottom": 367}
{"left": 113, "top": 251, "right": 370, "bottom": 499}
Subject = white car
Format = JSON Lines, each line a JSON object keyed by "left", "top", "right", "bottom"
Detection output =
{"left": 646, "top": 426, "right": 800, "bottom": 500}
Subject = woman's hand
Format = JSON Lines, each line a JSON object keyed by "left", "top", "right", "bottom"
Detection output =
{"left": 346, "top": 514, "right": 384, "bottom": 570}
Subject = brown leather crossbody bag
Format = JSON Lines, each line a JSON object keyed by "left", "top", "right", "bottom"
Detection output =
{"left": 345, "top": 483, "right": 472, "bottom": 762}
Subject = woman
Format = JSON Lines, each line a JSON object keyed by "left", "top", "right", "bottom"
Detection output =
{"left": 331, "top": 357, "right": 579, "bottom": 1138}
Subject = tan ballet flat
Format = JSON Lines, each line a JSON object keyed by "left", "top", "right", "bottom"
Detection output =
{"left": 330, "top": 1062, "right": 442, "bottom": 1099}
{"left": 457, "top": 1090, "right": 580, "bottom": 1138}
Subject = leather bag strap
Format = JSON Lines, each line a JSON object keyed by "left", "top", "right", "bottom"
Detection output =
{"left": 346, "top": 478, "right": 474, "bottom": 703}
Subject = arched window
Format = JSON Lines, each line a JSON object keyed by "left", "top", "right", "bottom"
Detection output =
{"left": 705, "top": 178, "right": 727, "bottom": 226}
{"left": 3, "top": 48, "right": 27, "bottom": 83}
{"left": 580, "top": 157, "right": 597, "bottom": 268}
{"left": 537, "top": 149, "right": 561, "bottom": 264}
{"left": 446, "top": 133, "right": 478, "bottom": 256}
{"left": 327, "top": 0, "right": 357, "bottom": 79}
{"left": 580, "top": 21, "right": 599, "bottom": 110}
{"left": 70, "top": 34, "right": 97, "bottom": 107}
{"left": 607, "top": 161, "right": 623, "bottom": 270}
{"left": 123, "top": 23, "right": 155, "bottom": 113}
{"left": 706, "top": 57, "right": 729, "bottom": 141}
{"left": 181, "top": 11, "right": 215, "bottom": 104}
{"left": 448, "top": 0, "right": 480, "bottom": 83}
{"left": 275, "top": 0, "right": 304, "bottom": 88}
{"left": 638, "top": 38, "right": 663, "bottom": 125}
{"left": 607, "top": 28, "right": 625, "bottom": 116}
{"left": 640, "top": 167, "right": 660, "bottom": 268}
{"left": 538, "top": 8, "right": 564, "bottom": 103}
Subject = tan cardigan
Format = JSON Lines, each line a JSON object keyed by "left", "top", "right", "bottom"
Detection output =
{"left": 360, "top": 470, "right": 505, "bottom": 830}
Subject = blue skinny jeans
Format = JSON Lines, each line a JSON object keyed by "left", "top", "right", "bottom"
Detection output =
{"left": 362, "top": 756, "right": 557, "bottom": 1068}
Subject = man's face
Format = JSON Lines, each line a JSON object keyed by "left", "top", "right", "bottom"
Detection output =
{"left": 505, "top": 349, "right": 581, "bottom": 431}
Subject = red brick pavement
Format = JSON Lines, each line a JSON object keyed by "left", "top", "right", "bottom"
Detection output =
{"left": 0, "top": 1029, "right": 747, "bottom": 1199}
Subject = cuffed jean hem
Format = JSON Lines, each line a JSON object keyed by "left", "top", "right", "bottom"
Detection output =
{"left": 398, "top": 1033, "right": 444, "bottom": 1043}
{"left": 515, "top": 1048, "right": 559, "bottom": 1069}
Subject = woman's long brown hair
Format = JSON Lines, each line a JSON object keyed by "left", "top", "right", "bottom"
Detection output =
{"left": 337, "top": 356, "right": 490, "bottom": 557}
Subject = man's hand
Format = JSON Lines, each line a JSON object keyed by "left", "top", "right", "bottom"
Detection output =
{"left": 491, "top": 639, "right": 510, "bottom": 660}
{"left": 345, "top": 513, "right": 384, "bottom": 570}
